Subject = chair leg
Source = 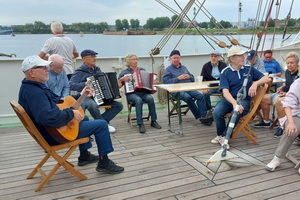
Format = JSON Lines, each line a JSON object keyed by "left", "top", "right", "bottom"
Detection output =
{"left": 127, "top": 103, "right": 132, "bottom": 127}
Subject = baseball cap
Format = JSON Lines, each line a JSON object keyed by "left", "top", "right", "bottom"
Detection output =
{"left": 22, "top": 55, "right": 52, "bottom": 72}
{"left": 81, "top": 49, "right": 98, "bottom": 58}
{"left": 227, "top": 46, "right": 246, "bottom": 57}
{"left": 247, "top": 50, "right": 256, "bottom": 60}
{"left": 210, "top": 50, "right": 221, "bottom": 56}
{"left": 170, "top": 50, "right": 180, "bottom": 57}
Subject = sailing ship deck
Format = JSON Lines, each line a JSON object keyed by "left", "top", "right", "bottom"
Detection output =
{"left": 1, "top": 110, "right": 300, "bottom": 200}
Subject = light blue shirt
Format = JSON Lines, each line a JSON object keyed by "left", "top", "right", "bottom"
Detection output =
{"left": 211, "top": 65, "right": 221, "bottom": 80}
{"left": 46, "top": 69, "right": 70, "bottom": 99}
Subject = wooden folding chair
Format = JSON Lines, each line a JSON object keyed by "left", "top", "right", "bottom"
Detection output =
{"left": 127, "top": 101, "right": 150, "bottom": 127}
{"left": 226, "top": 83, "right": 268, "bottom": 144}
{"left": 168, "top": 94, "right": 190, "bottom": 116}
{"left": 9, "top": 100, "right": 89, "bottom": 191}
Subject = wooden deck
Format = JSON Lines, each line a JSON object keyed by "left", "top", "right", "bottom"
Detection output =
{"left": 1, "top": 110, "right": 300, "bottom": 200}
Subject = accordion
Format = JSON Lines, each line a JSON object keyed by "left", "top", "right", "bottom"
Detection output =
{"left": 86, "top": 72, "right": 121, "bottom": 105}
{"left": 124, "top": 69, "right": 157, "bottom": 94}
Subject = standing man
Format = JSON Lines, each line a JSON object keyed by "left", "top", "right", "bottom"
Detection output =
{"left": 163, "top": 50, "right": 213, "bottom": 125}
{"left": 45, "top": 54, "right": 70, "bottom": 100}
{"left": 19, "top": 55, "right": 124, "bottom": 173}
{"left": 201, "top": 50, "right": 227, "bottom": 112}
{"left": 70, "top": 49, "right": 123, "bottom": 133}
{"left": 38, "top": 21, "right": 79, "bottom": 79}
{"left": 212, "top": 46, "right": 269, "bottom": 149}
{"left": 246, "top": 50, "right": 266, "bottom": 73}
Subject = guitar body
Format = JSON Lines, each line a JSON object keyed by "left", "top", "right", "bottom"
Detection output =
{"left": 46, "top": 96, "right": 84, "bottom": 144}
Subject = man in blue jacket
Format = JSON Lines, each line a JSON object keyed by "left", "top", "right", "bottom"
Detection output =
{"left": 18, "top": 55, "right": 124, "bottom": 174}
{"left": 163, "top": 50, "right": 213, "bottom": 125}
{"left": 70, "top": 49, "right": 123, "bottom": 133}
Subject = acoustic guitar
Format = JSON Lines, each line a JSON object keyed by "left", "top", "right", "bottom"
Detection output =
{"left": 46, "top": 91, "right": 88, "bottom": 144}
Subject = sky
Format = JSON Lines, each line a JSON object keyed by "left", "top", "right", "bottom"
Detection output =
{"left": 0, "top": 0, "right": 298, "bottom": 26}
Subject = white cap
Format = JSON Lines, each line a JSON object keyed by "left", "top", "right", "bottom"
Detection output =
{"left": 22, "top": 55, "right": 52, "bottom": 72}
{"left": 227, "top": 46, "right": 247, "bottom": 58}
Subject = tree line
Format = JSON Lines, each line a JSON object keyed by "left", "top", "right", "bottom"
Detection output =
{"left": 2, "top": 15, "right": 299, "bottom": 34}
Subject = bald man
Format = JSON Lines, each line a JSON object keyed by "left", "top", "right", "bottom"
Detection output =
{"left": 45, "top": 54, "right": 70, "bottom": 100}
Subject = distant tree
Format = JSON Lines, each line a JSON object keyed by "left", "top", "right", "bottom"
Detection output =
{"left": 153, "top": 16, "right": 171, "bottom": 30}
{"left": 130, "top": 19, "right": 140, "bottom": 30}
{"left": 198, "top": 22, "right": 208, "bottom": 29}
{"left": 171, "top": 15, "right": 183, "bottom": 28}
{"left": 144, "top": 18, "right": 155, "bottom": 30}
{"left": 219, "top": 20, "right": 232, "bottom": 28}
{"left": 287, "top": 18, "right": 297, "bottom": 27}
{"left": 115, "top": 19, "right": 123, "bottom": 31}
{"left": 122, "top": 19, "right": 129, "bottom": 30}
{"left": 95, "top": 22, "right": 109, "bottom": 33}
{"left": 209, "top": 17, "right": 217, "bottom": 29}
{"left": 32, "top": 21, "right": 48, "bottom": 33}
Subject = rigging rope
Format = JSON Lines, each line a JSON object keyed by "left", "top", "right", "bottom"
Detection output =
{"left": 281, "top": 0, "right": 294, "bottom": 46}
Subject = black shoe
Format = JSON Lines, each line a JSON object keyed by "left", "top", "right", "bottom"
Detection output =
{"left": 139, "top": 124, "right": 146, "bottom": 133}
{"left": 254, "top": 121, "right": 270, "bottom": 128}
{"left": 199, "top": 113, "right": 213, "bottom": 124}
{"left": 78, "top": 152, "right": 98, "bottom": 166}
{"left": 274, "top": 127, "right": 283, "bottom": 138}
{"left": 96, "top": 159, "right": 124, "bottom": 174}
{"left": 151, "top": 121, "right": 161, "bottom": 129}
{"left": 203, "top": 121, "right": 213, "bottom": 126}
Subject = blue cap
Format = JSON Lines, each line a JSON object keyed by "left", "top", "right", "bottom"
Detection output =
{"left": 170, "top": 50, "right": 180, "bottom": 57}
{"left": 247, "top": 50, "right": 256, "bottom": 60}
{"left": 210, "top": 50, "right": 221, "bottom": 56}
{"left": 81, "top": 49, "right": 98, "bottom": 58}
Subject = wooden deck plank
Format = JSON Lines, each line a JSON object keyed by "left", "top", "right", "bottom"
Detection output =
{"left": 1, "top": 110, "right": 299, "bottom": 199}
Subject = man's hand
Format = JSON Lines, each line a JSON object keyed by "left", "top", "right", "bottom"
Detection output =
{"left": 248, "top": 82, "right": 258, "bottom": 97}
{"left": 285, "top": 121, "right": 297, "bottom": 136}
{"left": 80, "top": 85, "right": 94, "bottom": 97}
{"left": 178, "top": 74, "right": 190, "bottom": 80}
{"left": 73, "top": 110, "right": 83, "bottom": 122}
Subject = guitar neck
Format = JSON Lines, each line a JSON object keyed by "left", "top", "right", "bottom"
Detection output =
{"left": 72, "top": 92, "right": 88, "bottom": 110}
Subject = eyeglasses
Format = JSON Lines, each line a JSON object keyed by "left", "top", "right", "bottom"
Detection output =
{"left": 130, "top": 58, "right": 138, "bottom": 61}
{"left": 286, "top": 62, "right": 296, "bottom": 65}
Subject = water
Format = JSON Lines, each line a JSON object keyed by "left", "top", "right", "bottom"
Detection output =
{"left": 0, "top": 33, "right": 298, "bottom": 59}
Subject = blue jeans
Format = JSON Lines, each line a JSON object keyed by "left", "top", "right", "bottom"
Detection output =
{"left": 171, "top": 91, "right": 207, "bottom": 119}
{"left": 213, "top": 97, "right": 250, "bottom": 137}
{"left": 77, "top": 116, "right": 114, "bottom": 156}
{"left": 204, "top": 88, "right": 221, "bottom": 110}
{"left": 126, "top": 92, "right": 157, "bottom": 125}
{"left": 83, "top": 97, "right": 123, "bottom": 123}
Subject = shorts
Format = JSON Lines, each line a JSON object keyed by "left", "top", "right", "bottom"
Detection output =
{"left": 270, "top": 93, "right": 280, "bottom": 105}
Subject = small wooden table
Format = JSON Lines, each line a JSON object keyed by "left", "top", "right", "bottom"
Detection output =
{"left": 156, "top": 81, "right": 219, "bottom": 135}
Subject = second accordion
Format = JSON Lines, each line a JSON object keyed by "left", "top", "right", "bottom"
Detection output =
{"left": 86, "top": 72, "right": 121, "bottom": 105}
{"left": 124, "top": 69, "right": 157, "bottom": 94}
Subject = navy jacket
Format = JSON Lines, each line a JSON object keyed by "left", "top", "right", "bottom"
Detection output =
{"left": 18, "top": 79, "right": 79, "bottom": 145}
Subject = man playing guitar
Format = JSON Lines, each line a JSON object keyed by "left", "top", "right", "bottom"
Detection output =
{"left": 18, "top": 55, "right": 124, "bottom": 174}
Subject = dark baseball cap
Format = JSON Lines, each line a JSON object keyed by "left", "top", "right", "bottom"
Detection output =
{"left": 247, "top": 50, "right": 256, "bottom": 60}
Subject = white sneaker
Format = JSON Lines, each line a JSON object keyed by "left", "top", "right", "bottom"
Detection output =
{"left": 211, "top": 136, "right": 222, "bottom": 144}
{"left": 220, "top": 137, "right": 230, "bottom": 150}
{"left": 108, "top": 125, "right": 116, "bottom": 133}
{"left": 266, "top": 156, "right": 281, "bottom": 171}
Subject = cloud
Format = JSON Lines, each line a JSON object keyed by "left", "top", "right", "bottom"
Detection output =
{"left": 0, "top": 0, "right": 297, "bottom": 26}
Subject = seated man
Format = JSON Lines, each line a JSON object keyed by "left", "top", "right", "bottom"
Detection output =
{"left": 254, "top": 52, "right": 299, "bottom": 138}
{"left": 163, "top": 50, "right": 213, "bottom": 125}
{"left": 45, "top": 54, "right": 70, "bottom": 100}
{"left": 19, "top": 55, "right": 124, "bottom": 174}
{"left": 118, "top": 54, "right": 161, "bottom": 133}
{"left": 212, "top": 46, "right": 268, "bottom": 149}
{"left": 70, "top": 49, "right": 123, "bottom": 133}
{"left": 263, "top": 49, "right": 282, "bottom": 77}
{"left": 200, "top": 50, "right": 227, "bottom": 112}
{"left": 246, "top": 50, "right": 266, "bottom": 73}
{"left": 266, "top": 77, "right": 300, "bottom": 174}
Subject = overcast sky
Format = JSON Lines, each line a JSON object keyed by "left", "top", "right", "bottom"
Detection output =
{"left": 0, "top": 0, "right": 297, "bottom": 26}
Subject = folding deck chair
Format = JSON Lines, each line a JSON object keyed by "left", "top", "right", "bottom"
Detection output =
{"left": 10, "top": 100, "right": 89, "bottom": 191}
